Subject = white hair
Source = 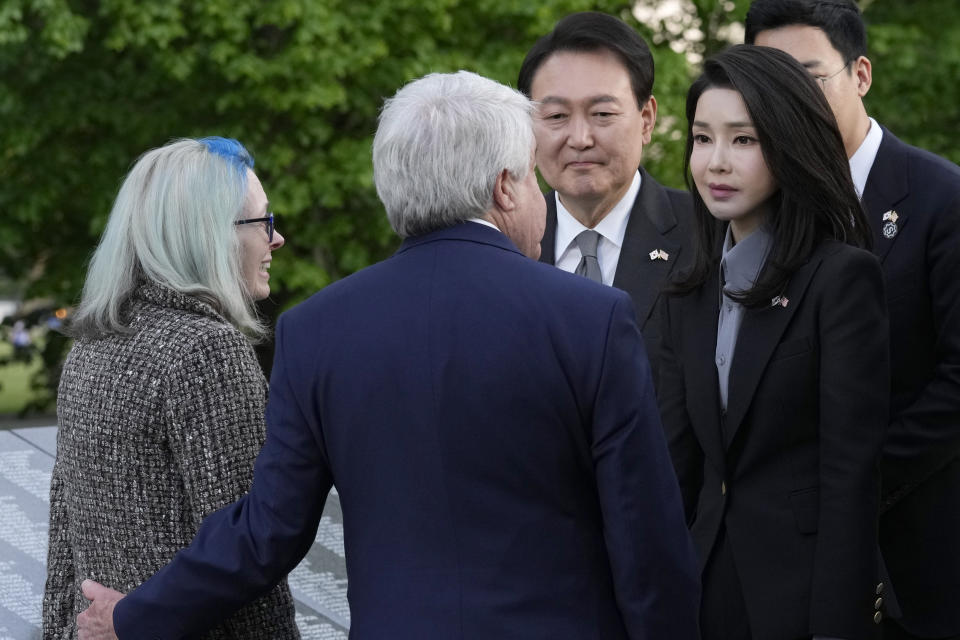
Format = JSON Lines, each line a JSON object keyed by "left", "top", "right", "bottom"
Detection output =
{"left": 70, "top": 138, "right": 267, "bottom": 339}
{"left": 373, "top": 70, "right": 536, "bottom": 237}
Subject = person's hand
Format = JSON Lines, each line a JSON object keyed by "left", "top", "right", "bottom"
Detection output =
{"left": 77, "top": 579, "right": 124, "bottom": 640}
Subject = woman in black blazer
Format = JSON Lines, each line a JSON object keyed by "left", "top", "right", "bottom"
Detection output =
{"left": 660, "top": 45, "right": 889, "bottom": 640}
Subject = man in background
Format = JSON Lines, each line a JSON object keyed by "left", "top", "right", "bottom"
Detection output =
{"left": 747, "top": 1, "right": 960, "bottom": 638}
{"left": 518, "top": 11, "right": 695, "bottom": 384}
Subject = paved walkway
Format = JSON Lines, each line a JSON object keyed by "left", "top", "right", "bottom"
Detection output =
{"left": 0, "top": 425, "right": 349, "bottom": 639}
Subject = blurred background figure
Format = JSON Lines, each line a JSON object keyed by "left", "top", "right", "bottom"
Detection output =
{"left": 660, "top": 45, "right": 888, "bottom": 640}
{"left": 42, "top": 137, "right": 295, "bottom": 639}
{"left": 11, "top": 319, "right": 31, "bottom": 355}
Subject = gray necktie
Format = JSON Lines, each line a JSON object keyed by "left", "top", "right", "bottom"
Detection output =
{"left": 574, "top": 230, "right": 603, "bottom": 284}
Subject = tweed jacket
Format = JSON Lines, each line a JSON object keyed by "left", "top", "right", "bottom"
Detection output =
{"left": 43, "top": 282, "right": 298, "bottom": 640}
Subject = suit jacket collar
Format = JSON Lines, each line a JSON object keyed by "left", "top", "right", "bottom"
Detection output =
{"left": 540, "top": 167, "right": 686, "bottom": 326}
{"left": 680, "top": 267, "right": 726, "bottom": 469}
{"left": 396, "top": 221, "right": 523, "bottom": 257}
{"left": 614, "top": 170, "right": 685, "bottom": 326}
{"left": 721, "top": 249, "right": 824, "bottom": 448}
{"left": 133, "top": 280, "right": 227, "bottom": 324}
{"left": 862, "top": 126, "right": 910, "bottom": 262}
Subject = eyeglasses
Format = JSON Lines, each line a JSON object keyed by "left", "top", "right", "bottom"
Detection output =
{"left": 235, "top": 213, "right": 275, "bottom": 242}
{"left": 811, "top": 61, "right": 850, "bottom": 88}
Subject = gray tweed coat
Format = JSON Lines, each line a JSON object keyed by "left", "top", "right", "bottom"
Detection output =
{"left": 43, "top": 282, "right": 299, "bottom": 639}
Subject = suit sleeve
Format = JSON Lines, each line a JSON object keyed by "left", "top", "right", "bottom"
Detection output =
{"left": 809, "top": 250, "right": 889, "bottom": 639}
{"left": 592, "top": 293, "right": 701, "bottom": 640}
{"left": 113, "top": 313, "right": 333, "bottom": 639}
{"left": 658, "top": 295, "right": 704, "bottom": 524}
{"left": 159, "top": 327, "right": 297, "bottom": 637}
{"left": 881, "top": 192, "right": 960, "bottom": 502}
{"left": 42, "top": 456, "right": 75, "bottom": 639}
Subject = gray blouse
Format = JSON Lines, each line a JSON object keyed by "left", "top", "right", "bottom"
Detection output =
{"left": 716, "top": 226, "right": 772, "bottom": 411}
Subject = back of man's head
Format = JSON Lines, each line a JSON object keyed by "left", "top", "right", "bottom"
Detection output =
{"left": 373, "top": 71, "right": 534, "bottom": 239}
{"left": 745, "top": 0, "right": 867, "bottom": 62}
{"left": 517, "top": 11, "right": 654, "bottom": 108}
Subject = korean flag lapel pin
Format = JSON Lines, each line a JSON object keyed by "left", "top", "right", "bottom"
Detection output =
{"left": 771, "top": 295, "right": 789, "bottom": 308}
{"left": 649, "top": 249, "right": 669, "bottom": 261}
{"left": 882, "top": 210, "right": 899, "bottom": 239}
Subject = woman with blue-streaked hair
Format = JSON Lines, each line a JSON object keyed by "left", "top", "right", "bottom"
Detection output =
{"left": 42, "top": 137, "right": 297, "bottom": 639}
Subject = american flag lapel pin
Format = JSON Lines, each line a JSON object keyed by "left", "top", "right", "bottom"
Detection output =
{"left": 771, "top": 295, "right": 789, "bottom": 308}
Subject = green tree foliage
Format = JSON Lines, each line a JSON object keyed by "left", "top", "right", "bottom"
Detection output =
{"left": 0, "top": 0, "right": 692, "bottom": 410}
{"left": 1, "top": 1, "right": 955, "bottom": 412}
{"left": 863, "top": 0, "right": 960, "bottom": 164}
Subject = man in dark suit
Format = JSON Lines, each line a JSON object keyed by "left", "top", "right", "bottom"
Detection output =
{"left": 76, "top": 71, "right": 699, "bottom": 639}
{"left": 746, "top": 2, "right": 960, "bottom": 638}
{"left": 517, "top": 12, "right": 695, "bottom": 382}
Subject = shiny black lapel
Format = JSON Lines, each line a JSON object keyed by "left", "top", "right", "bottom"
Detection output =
{"left": 722, "top": 254, "right": 823, "bottom": 448}
{"left": 861, "top": 128, "right": 910, "bottom": 263}
{"left": 680, "top": 269, "right": 727, "bottom": 466}
{"left": 612, "top": 171, "right": 686, "bottom": 327}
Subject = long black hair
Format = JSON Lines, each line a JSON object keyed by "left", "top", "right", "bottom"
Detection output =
{"left": 672, "top": 44, "right": 870, "bottom": 307}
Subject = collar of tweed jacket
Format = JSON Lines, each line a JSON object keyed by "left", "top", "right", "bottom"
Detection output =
{"left": 132, "top": 280, "right": 229, "bottom": 325}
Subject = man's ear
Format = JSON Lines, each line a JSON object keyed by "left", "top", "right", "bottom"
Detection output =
{"left": 854, "top": 55, "right": 872, "bottom": 98}
{"left": 492, "top": 168, "right": 516, "bottom": 212}
{"left": 640, "top": 95, "right": 658, "bottom": 145}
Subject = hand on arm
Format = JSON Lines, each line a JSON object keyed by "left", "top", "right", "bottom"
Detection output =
{"left": 76, "top": 580, "right": 124, "bottom": 640}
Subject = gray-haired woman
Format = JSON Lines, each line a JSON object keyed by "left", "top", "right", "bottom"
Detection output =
{"left": 43, "top": 137, "right": 297, "bottom": 639}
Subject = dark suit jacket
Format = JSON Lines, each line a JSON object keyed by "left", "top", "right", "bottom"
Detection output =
{"left": 540, "top": 169, "right": 694, "bottom": 382}
{"left": 864, "top": 128, "right": 960, "bottom": 637}
{"left": 113, "top": 222, "right": 700, "bottom": 640}
{"left": 660, "top": 240, "right": 889, "bottom": 639}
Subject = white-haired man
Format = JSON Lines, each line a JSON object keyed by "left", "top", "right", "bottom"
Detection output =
{"left": 77, "top": 71, "right": 699, "bottom": 640}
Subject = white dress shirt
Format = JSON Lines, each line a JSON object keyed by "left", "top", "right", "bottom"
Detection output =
{"left": 553, "top": 171, "right": 642, "bottom": 286}
{"left": 849, "top": 117, "right": 883, "bottom": 199}
{"left": 468, "top": 217, "right": 500, "bottom": 232}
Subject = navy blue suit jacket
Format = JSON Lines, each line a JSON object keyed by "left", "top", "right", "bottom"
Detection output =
{"left": 865, "top": 128, "right": 960, "bottom": 637}
{"left": 114, "top": 222, "right": 700, "bottom": 639}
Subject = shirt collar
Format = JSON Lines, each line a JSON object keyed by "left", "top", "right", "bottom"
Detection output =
{"left": 555, "top": 170, "right": 641, "bottom": 255}
{"left": 720, "top": 224, "right": 773, "bottom": 294}
{"left": 849, "top": 117, "right": 883, "bottom": 198}
{"left": 468, "top": 217, "right": 500, "bottom": 232}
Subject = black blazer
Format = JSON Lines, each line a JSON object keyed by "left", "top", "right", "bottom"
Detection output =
{"left": 539, "top": 168, "right": 694, "bottom": 382}
{"left": 864, "top": 128, "right": 960, "bottom": 637}
{"left": 660, "top": 240, "right": 890, "bottom": 639}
